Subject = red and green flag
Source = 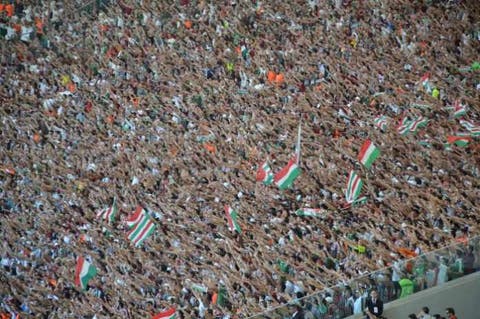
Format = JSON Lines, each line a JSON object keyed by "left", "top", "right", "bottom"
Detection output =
{"left": 96, "top": 197, "right": 118, "bottom": 223}
{"left": 256, "top": 161, "right": 274, "bottom": 185}
{"left": 358, "top": 140, "right": 380, "bottom": 169}
{"left": 152, "top": 307, "right": 176, "bottom": 319}
{"left": 446, "top": 135, "right": 472, "bottom": 147}
{"left": 345, "top": 170, "right": 363, "bottom": 204}
{"left": 274, "top": 156, "right": 300, "bottom": 190}
{"left": 225, "top": 205, "right": 241, "bottom": 233}
{"left": 126, "top": 206, "right": 146, "bottom": 228}
{"left": 126, "top": 207, "right": 155, "bottom": 247}
{"left": 373, "top": 115, "right": 388, "bottom": 131}
{"left": 74, "top": 256, "right": 97, "bottom": 290}
{"left": 459, "top": 120, "right": 480, "bottom": 137}
{"left": 453, "top": 100, "right": 466, "bottom": 118}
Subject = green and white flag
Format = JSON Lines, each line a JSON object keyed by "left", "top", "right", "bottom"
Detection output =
{"left": 225, "top": 205, "right": 241, "bottom": 233}
{"left": 274, "top": 156, "right": 301, "bottom": 190}
{"left": 96, "top": 197, "right": 118, "bottom": 224}
{"left": 357, "top": 140, "right": 380, "bottom": 169}
{"left": 75, "top": 256, "right": 97, "bottom": 290}
{"left": 295, "top": 208, "right": 324, "bottom": 217}
{"left": 127, "top": 208, "right": 155, "bottom": 247}
{"left": 256, "top": 161, "right": 274, "bottom": 185}
{"left": 345, "top": 170, "right": 363, "bottom": 204}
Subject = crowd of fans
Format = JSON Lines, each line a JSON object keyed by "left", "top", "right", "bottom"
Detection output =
{"left": 0, "top": 0, "right": 479, "bottom": 318}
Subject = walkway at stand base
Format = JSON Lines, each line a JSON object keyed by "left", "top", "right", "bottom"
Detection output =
{"left": 346, "top": 271, "right": 480, "bottom": 319}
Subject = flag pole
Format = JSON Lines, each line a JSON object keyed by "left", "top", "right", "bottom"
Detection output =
{"left": 295, "top": 119, "right": 302, "bottom": 166}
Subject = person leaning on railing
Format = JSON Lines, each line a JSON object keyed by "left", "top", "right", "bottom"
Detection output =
{"left": 364, "top": 289, "right": 384, "bottom": 319}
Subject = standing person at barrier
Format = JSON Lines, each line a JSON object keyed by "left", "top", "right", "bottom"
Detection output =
{"left": 445, "top": 308, "right": 457, "bottom": 319}
{"left": 364, "top": 290, "right": 383, "bottom": 319}
{"left": 417, "top": 306, "right": 432, "bottom": 319}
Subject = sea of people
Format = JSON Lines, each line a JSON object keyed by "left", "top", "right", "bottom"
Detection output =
{"left": 0, "top": 0, "right": 479, "bottom": 318}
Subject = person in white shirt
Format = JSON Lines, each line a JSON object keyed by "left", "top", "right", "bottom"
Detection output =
{"left": 417, "top": 306, "right": 432, "bottom": 319}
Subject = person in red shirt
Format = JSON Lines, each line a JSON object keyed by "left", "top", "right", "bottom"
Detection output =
{"left": 445, "top": 307, "right": 457, "bottom": 319}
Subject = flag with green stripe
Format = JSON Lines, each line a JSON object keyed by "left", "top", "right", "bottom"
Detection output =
{"left": 358, "top": 140, "right": 380, "bottom": 169}
{"left": 74, "top": 256, "right": 97, "bottom": 290}
{"left": 345, "top": 170, "right": 363, "bottom": 204}
{"left": 274, "top": 156, "right": 301, "bottom": 190}
{"left": 96, "top": 197, "right": 118, "bottom": 224}
{"left": 127, "top": 207, "right": 155, "bottom": 247}
{"left": 224, "top": 205, "right": 241, "bottom": 233}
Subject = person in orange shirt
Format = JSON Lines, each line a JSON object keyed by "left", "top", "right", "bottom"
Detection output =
{"left": 5, "top": 3, "right": 13, "bottom": 17}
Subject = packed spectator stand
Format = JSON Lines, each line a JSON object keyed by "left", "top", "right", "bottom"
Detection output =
{"left": 0, "top": 0, "right": 479, "bottom": 318}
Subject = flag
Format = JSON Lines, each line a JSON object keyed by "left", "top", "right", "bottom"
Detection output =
{"left": 408, "top": 116, "right": 429, "bottom": 133}
{"left": 274, "top": 156, "right": 301, "bottom": 190}
{"left": 225, "top": 205, "right": 241, "bottom": 233}
{"left": 295, "top": 208, "right": 324, "bottom": 217}
{"left": 152, "top": 307, "right": 176, "bottom": 319}
{"left": 127, "top": 210, "right": 155, "bottom": 247}
{"left": 342, "top": 196, "right": 368, "bottom": 210}
{"left": 96, "top": 197, "right": 118, "bottom": 223}
{"left": 373, "top": 115, "right": 388, "bottom": 131}
{"left": 256, "top": 161, "right": 274, "bottom": 185}
{"left": 453, "top": 100, "right": 466, "bottom": 118}
{"left": 446, "top": 136, "right": 472, "bottom": 147}
{"left": 345, "top": 170, "right": 363, "bottom": 204}
{"left": 397, "top": 117, "right": 412, "bottom": 136}
{"left": 126, "top": 206, "right": 146, "bottom": 228}
{"left": 75, "top": 256, "right": 97, "bottom": 290}
{"left": 459, "top": 120, "right": 480, "bottom": 137}
{"left": 357, "top": 140, "right": 380, "bottom": 169}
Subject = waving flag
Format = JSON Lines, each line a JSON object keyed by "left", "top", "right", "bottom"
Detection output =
{"left": 225, "top": 205, "right": 241, "bottom": 233}
{"left": 409, "top": 116, "right": 429, "bottom": 133}
{"left": 96, "top": 197, "right": 118, "bottom": 223}
{"left": 295, "top": 208, "right": 324, "bottom": 217}
{"left": 397, "top": 117, "right": 412, "bottom": 136}
{"left": 446, "top": 136, "right": 472, "bottom": 147}
{"left": 126, "top": 207, "right": 155, "bottom": 247}
{"left": 358, "top": 140, "right": 380, "bottom": 169}
{"left": 373, "top": 115, "right": 388, "bottom": 131}
{"left": 459, "top": 120, "right": 480, "bottom": 137}
{"left": 126, "top": 206, "right": 146, "bottom": 228}
{"left": 453, "top": 100, "right": 466, "bottom": 118}
{"left": 256, "top": 161, "right": 274, "bottom": 185}
{"left": 274, "top": 156, "right": 301, "bottom": 190}
{"left": 75, "top": 256, "right": 97, "bottom": 290}
{"left": 152, "top": 307, "right": 176, "bottom": 319}
{"left": 345, "top": 171, "right": 363, "bottom": 204}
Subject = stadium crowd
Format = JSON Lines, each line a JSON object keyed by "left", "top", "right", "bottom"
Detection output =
{"left": 0, "top": 0, "right": 479, "bottom": 318}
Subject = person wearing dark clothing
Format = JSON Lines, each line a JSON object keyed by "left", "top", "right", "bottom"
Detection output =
{"left": 365, "top": 290, "right": 384, "bottom": 319}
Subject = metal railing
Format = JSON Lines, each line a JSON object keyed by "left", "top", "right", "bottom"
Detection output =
{"left": 248, "top": 236, "right": 480, "bottom": 319}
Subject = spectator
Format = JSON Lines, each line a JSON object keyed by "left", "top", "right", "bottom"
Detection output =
{"left": 364, "top": 289, "right": 383, "bottom": 319}
{"left": 417, "top": 306, "right": 432, "bottom": 319}
{"left": 445, "top": 308, "right": 457, "bottom": 319}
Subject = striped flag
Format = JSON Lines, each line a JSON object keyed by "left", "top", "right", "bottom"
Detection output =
{"left": 127, "top": 209, "right": 155, "bottom": 247}
{"left": 295, "top": 121, "right": 302, "bottom": 165}
{"left": 274, "top": 156, "right": 301, "bottom": 190}
{"left": 446, "top": 136, "right": 472, "bottom": 147}
{"left": 408, "top": 116, "right": 429, "bottom": 133}
{"left": 397, "top": 117, "right": 412, "bottom": 136}
{"left": 295, "top": 208, "right": 324, "bottom": 217}
{"left": 453, "top": 100, "right": 466, "bottom": 118}
{"left": 373, "top": 115, "right": 388, "bottom": 131}
{"left": 96, "top": 197, "right": 118, "bottom": 223}
{"left": 126, "top": 206, "right": 146, "bottom": 228}
{"left": 459, "top": 120, "right": 480, "bottom": 137}
{"left": 342, "top": 196, "right": 368, "bottom": 210}
{"left": 225, "top": 205, "right": 241, "bottom": 233}
{"left": 345, "top": 170, "right": 363, "bottom": 204}
{"left": 256, "top": 161, "right": 274, "bottom": 185}
{"left": 74, "top": 256, "right": 97, "bottom": 290}
{"left": 358, "top": 140, "right": 380, "bottom": 169}
{"left": 152, "top": 307, "right": 176, "bottom": 319}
